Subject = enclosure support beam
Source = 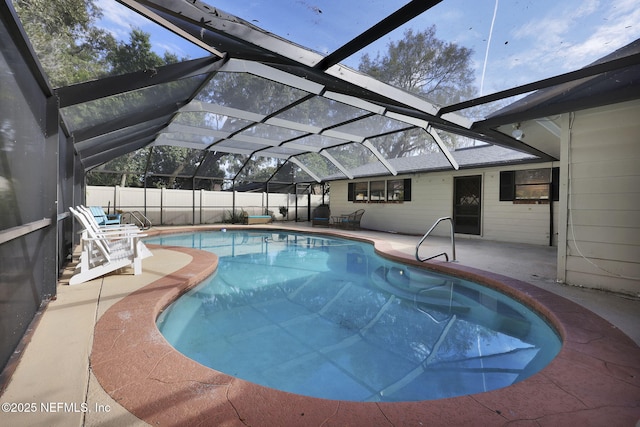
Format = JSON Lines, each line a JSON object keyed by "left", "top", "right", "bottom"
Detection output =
{"left": 362, "top": 140, "right": 397, "bottom": 176}
{"left": 426, "top": 126, "right": 459, "bottom": 170}
{"left": 320, "top": 151, "right": 354, "bottom": 180}
{"left": 289, "top": 157, "right": 322, "bottom": 183}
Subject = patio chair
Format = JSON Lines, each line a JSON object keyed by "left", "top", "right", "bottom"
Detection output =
{"left": 311, "top": 204, "right": 331, "bottom": 226}
{"left": 78, "top": 206, "right": 136, "bottom": 232}
{"left": 332, "top": 209, "right": 365, "bottom": 230}
{"left": 89, "top": 206, "right": 121, "bottom": 226}
{"left": 68, "top": 207, "right": 152, "bottom": 285}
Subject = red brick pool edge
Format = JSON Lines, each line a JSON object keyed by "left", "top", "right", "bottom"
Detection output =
{"left": 90, "top": 235, "right": 640, "bottom": 426}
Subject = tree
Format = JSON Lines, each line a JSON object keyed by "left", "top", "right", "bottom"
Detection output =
{"left": 13, "top": 0, "right": 114, "bottom": 87}
{"left": 14, "top": 2, "right": 181, "bottom": 86}
{"left": 197, "top": 72, "right": 315, "bottom": 186}
{"left": 360, "top": 27, "right": 475, "bottom": 106}
{"left": 14, "top": 0, "right": 193, "bottom": 187}
{"left": 106, "top": 29, "right": 179, "bottom": 75}
{"left": 359, "top": 27, "right": 476, "bottom": 154}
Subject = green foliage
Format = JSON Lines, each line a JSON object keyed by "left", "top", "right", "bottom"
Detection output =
{"left": 106, "top": 29, "right": 171, "bottom": 75}
{"left": 14, "top": 0, "right": 113, "bottom": 87}
{"left": 87, "top": 147, "right": 151, "bottom": 187}
{"left": 14, "top": 1, "right": 183, "bottom": 88}
{"left": 15, "top": 1, "right": 480, "bottom": 187}
{"left": 222, "top": 209, "right": 246, "bottom": 224}
{"left": 145, "top": 146, "right": 205, "bottom": 189}
{"left": 359, "top": 27, "right": 477, "bottom": 151}
{"left": 359, "top": 27, "right": 476, "bottom": 106}
{"left": 14, "top": 0, "right": 196, "bottom": 187}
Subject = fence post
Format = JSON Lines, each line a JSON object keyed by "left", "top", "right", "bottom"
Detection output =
{"left": 232, "top": 189, "right": 236, "bottom": 223}
{"left": 113, "top": 186, "right": 117, "bottom": 213}
{"left": 192, "top": 184, "right": 195, "bottom": 226}
{"left": 143, "top": 175, "right": 147, "bottom": 217}
{"left": 160, "top": 187, "right": 165, "bottom": 225}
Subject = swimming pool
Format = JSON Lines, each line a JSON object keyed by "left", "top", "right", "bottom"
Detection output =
{"left": 149, "top": 230, "right": 561, "bottom": 402}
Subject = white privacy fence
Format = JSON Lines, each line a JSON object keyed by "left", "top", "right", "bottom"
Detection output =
{"left": 86, "top": 186, "right": 327, "bottom": 225}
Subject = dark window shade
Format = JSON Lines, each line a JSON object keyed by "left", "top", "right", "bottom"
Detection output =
{"left": 499, "top": 171, "right": 515, "bottom": 201}
{"left": 404, "top": 178, "right": 412, "bottom": 201}
{"left": 347, "top": 182, "right": 354, "bottom": 201}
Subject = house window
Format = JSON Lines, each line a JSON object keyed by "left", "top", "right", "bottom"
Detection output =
{"left": 387, "top": 179, "right": 411, "bottom": 202}
{"left": 500, "top": 168, "right": 559, "bottom": 203}
{"left": 353, "top": 181, "right": 368, "bottom": 201}
{"left": 370, "top": 180, "right": 385, "bottom": 201}
{"left": 516, "top": 169, "right": 551, "bottom": 200}
{"left": 348, "top": 178, "right": 411, "bottom": 203}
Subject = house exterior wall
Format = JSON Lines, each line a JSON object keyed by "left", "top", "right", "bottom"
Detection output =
{"left": 330, "top": 172, "right": 454, "bottom": 237}
{"left": 329, "top": 162, "right": 559, "bottom": 246}
{"left": 557, "top": 100, "right": 640, "bottom": 296}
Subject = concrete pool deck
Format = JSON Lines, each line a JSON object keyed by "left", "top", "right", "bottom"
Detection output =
{"left": 1, "top": 224, "right": 639, "bottom": 426}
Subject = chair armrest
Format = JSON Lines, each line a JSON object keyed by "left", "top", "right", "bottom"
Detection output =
{"left": 83, "top": 233, "right": 147, "bottom": 242}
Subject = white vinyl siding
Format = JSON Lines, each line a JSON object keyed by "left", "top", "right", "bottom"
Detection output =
{"left": 484, "top": 168, "right": 558, "bottom": 245}
{"left": 330, "top": 173, "right": 453, "bottom": 235}
{"left": 560, "top": 100, "right": 640, "bottom": 295}
{"left": 330, "top": 163, "right": 557, "bottom": 245}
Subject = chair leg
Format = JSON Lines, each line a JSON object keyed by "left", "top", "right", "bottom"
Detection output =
{"left": 132, "top": 257, "right": 142, "bottom": 275}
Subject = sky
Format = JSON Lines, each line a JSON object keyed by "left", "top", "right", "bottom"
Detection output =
{"left": 96, "top": 0, "right": 640, "bottom": 98}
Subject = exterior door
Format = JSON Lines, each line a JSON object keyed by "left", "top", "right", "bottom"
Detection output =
{"left": 454, "top": 175, "right": 481, "bottom": 235}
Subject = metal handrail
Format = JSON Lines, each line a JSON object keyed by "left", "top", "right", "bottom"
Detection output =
{"left": 415, "top": 216, "right": 456, "bottom": 262}
{"left": 414, "top": 283, "right": 456, "bottom": 323}
{"left": 121, "top": 211, "right": 152, "bottom": 230}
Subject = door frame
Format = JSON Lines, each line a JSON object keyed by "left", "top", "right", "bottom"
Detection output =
{"left": 453, "top": 175, "right": 482, "bottom": 235}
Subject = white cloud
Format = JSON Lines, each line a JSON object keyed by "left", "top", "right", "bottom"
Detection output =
{"left": 96, "top": 0, "right": 152, "bottom": 40}
{"left": 564, "top": 0, "right": 640, "bottom": 64}
{"left": 94, "top": 0, "right": 207, "bottom": 58}
{"left": 474, "top": 0, "right": 640, "bottom": 93}
{"left": 496, "top": 0, "right": 638, "bottom": 76}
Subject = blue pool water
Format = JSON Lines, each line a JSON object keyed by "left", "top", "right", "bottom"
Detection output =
{"left": 149, "top": 231, "right": 561, "bottom": 402}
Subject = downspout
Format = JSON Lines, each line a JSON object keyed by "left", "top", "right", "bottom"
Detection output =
{"left": 556, "top": 113, "right": 572, "bottom": 284}
{"left": 549, "top": 187, "right": 554, "bottom": 247}
{"left": 549, "top": 173, "right": 553, "bottom": 247}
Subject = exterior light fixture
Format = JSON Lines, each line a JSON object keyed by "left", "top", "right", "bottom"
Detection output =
{"left": 512, "top": 123, "right": 524, "bottom": 140}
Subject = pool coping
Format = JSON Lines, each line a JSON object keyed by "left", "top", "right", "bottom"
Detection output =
{"left": 90, "top": 226, "right": 640, "bottom": 426}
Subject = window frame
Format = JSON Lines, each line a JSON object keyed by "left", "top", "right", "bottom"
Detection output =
{"left": 369, "top": 180, "right": 385, "bottom": 202}
{"left": 354, "top": 181, "right": 369, "bottom": 202}
{"left": 500, "top": 167, "right": 559, "bottom": 203}
{"left": 348, "top": 178, "right": 411, "bottom": 203}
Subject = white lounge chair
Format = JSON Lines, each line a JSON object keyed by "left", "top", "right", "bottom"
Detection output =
{"left": 68, "top": 206, "right": 153, "bottom": 285}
